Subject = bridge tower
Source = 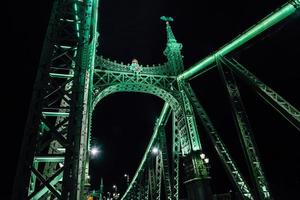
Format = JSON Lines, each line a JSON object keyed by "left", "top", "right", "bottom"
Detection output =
{"left": 93, "top": 15, "right": 213, "bottom": 199}
{"left": 12, "top": 0, "right": 100, "bottom": 199}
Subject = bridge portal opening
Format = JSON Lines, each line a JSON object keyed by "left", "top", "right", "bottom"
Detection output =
{"left": 90, "top": 92, "right": 164, "bottom": 195}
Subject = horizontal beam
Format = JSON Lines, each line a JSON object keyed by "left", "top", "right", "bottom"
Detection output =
{"left": 34, "top": 156, "right": 64, "bottom": 163}
{"left": 49, "top": 73, "right": 74, "bottom": 78}
{"left": 42, "top": 112, "right": 69, "bottom": 117}
{"left": 178, "top": 0, "right": 300, "bottom": 81}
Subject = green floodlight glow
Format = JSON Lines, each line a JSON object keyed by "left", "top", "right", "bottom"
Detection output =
{"left": 177, "top": 1, "right": 300, "bottom": 81}
{"left": 74, "top": 2, "right": 80, "bottom": 38}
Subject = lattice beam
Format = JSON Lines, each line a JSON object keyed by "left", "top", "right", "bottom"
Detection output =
{"left": 184, "top": 84, "right": 254, "bottom": 200}
{"left": 220, "top": 56, "right": 300, "bottom": 131}
{"left": 218, "top": 63, "right": 271, "bottom": 199}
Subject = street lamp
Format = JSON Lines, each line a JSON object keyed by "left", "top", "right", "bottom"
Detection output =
{"left": 152, "top": 146, "right": 159, "bottom": 155}
{"left": 200, "top": 153, "right": 205, "bottom": 159}
{"left": 112, "top": 185, "right": 120, "bottom": 199}
{"left": 124, "top": 174, "right": 130, "bottom": 187}
{"left": 200, "top": 152, "right": 210, "bottom": 168}
{"left": 91, "top": 147, "right": 99, "bottom": 156}
{"left": 112, "top": 185, "right": 117, "bottom": 191}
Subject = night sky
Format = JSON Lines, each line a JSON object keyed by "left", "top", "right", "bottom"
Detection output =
{"left": 3, "top": 0, "right": 300, "bottom": 199}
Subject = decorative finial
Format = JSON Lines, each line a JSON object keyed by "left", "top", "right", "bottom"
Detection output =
{"left": 160, "top": 16, "right": 177, "bottom": 43}
{"left": 160, "top": 16, "right": 174, "bottom": 23}
{"left": 130, "top": 58, "right": 142, "bottom": 73}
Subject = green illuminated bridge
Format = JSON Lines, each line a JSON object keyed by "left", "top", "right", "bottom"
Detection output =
{"left": 12, "top": 0, "right": 300, "bottom": 199}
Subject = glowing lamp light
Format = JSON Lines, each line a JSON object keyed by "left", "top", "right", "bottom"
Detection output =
{"left": 200, "top": 153, "right": 205, "bottom": 159}
{"left": 204, "top": 158, "right": 209, "bottom": 164}
{"left": 91, "top": 147, "right": 99, "bottom": 156}
{"left": 152, "top": 147, "right": 159, "bottom": 155}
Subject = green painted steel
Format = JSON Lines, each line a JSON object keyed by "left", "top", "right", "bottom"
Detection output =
{"left": 171, "top": 112, "right": 180, "bottom": 200}
{"left": 218, "top": 63, "right": 271, "bottom": 199}
{"left": 220, "top": 56, "right": 300, "bottom": 131}
{"left": 160, "top": 128, "right": 173, "bottom": 200}
{"left": 178, "top": 0, "right": 300, "bottom": 81}
{"left": 84, "top": 0, "right": 100, "bottom": 191}
{"left": 62, "top": 0, "right": 98, "bottom": 198}
{"left": 162, "top": 18, "right": 184, "bottom": 75}
{"left": 183, "top": 84, "right": 254, "bottom": 200}
{"left": 155, "top": 151, "right": 163, "bottom": 200}
{"left": 96, "top": 55, "right": 171, "bottom": 75}
{"left": 173, "top": 106, "right": 192, "bottom": 156}
{"left": 92, "top": 40, "right": 212, "bottom": 198}
{"left": 14, "top": 0, "right": 300, "bottom": 198}
{"left": 178, "top": 81, "right": 202, "bottom": 152}
{"left": 121, "top": 103, "right": 171, "bottom": 200}
{"left": 12, "top": 0, "right": 99, "bottom": 199}
{"left": 28, "top": 162, "right": 38, "bottom": 195}
{"left": 29, "top": 170, "right": 63, "bottom": 199}
{"left": 122, "top": 116, "right": 177, "bottom": 200}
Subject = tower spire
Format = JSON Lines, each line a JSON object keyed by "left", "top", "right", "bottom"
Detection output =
{"left": 161, "top": 16, "right": 183, "bottom": 75}
{"left": 160, "top": 16, "right": 177, "bottom": 43}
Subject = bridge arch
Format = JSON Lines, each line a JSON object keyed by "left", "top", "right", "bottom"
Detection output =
{"left": 91, "top": 82, "right": 184, "bottom": 198}
{"left": 93, "top": 83, "right": 181, "bottom": 111}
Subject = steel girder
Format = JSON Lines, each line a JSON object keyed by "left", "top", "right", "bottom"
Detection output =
{"left": 177, "top": 0, "right": 300, "bottom": 80}
{"left": 171, "top": 112, "right": 180, "bottom": 200}
{"left": 219, "top": 56, "right": 300, "bottom": 131}
{"left": 178, "top": 81, "right": 202, "bottom": 153}
{"left": 93, "top": 69, "right": 177, "bottom": 95}
{"left": 160, "top": 128, "right": 173, "bottom": 200}
{"left": 155, "top": 150, "right": 163, "bottom": 200}
{"left": 12, "top": 0, "right": 99, "bottom": 199}
{"left": 183, "top": 84, "right": 254, "bottom": 200}
{"left": 95, "top": 55, "right": 172, "bottom": 76}
{"left": 218, "top": 63, "right": 271, "bottom": 199}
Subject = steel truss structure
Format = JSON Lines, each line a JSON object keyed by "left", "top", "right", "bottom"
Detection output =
{"left": 12, "top": 0, "right": 299, "bottom": 199}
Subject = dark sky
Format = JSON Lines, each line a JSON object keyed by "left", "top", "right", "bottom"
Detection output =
{"left": 3, "top": 0, "right": 300, "bottom": 199}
